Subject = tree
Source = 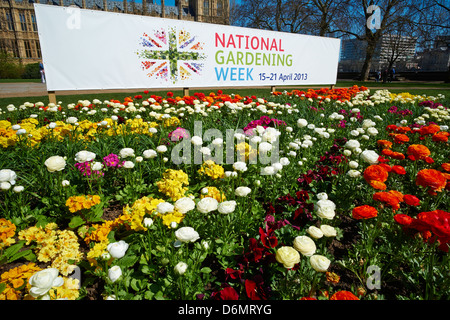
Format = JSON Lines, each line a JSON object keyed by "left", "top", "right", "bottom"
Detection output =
{"left": 232, "top": 0, "right": 352, "bottom": 36}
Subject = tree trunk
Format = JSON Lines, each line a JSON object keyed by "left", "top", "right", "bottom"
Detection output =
{"left": 359, "top": 41, "right": 377, "bottom": 81}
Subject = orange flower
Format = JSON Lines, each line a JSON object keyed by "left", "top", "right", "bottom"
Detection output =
{"left": 394, "top": 214, "right": 413, "bottom": 226}
{"left": 352, "top": 205, "right": 378, "bottom": 219}
{"left": 416, "top": 169, "right": 447, "bottom": 193}
{"left": 377, "top": 140, "right": 393, "bottom": 149}
{"left": 407, "top": 144, "right": 430, "bottom": 160}
{"left": 418, "top": 124, "right": 440, "bottom": 136}
{"left": 363, "top": 165, "right": 389, "bottom": 189}
{"left": 369, "top": 180, "right": 387, "bottom": 190}
{"left": 389, "top": 190, "right": 404, "bottom": 203}
{"left": 432, "top": 131, "right": 449, "bottom": 142}
{"left": 391, "top": 165, "right": 406, "bottom": 175}
{"left": 392, "top": 133, "right": 410, "bottom": 144}
{"left": 391, "top": 151, "right": 405, "bottom": 160}
{"left": 326, "top": 272, "right": 340, "bottom": 283}
{"left": 396, "top": 126, "right": 412, "bottom": 134}
{"left": 373, "top": 191, "right": 402, "bottom": 211}
{"left": 442, "top": 163, "right": 450, "bottom": 172}
{"left": 330, "top": 291, "right": 359, "bottom": 300}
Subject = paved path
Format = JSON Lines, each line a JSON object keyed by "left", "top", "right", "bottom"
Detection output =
{"left": 0, "top": 82, "right": 448, "bottom": 99}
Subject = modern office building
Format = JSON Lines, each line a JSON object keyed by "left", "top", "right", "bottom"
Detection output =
{"left": 339, "top": 34, "right": 417, "bottom": 73}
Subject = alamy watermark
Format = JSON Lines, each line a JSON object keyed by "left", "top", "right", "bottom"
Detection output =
{"left": 366, "top": 265, "right": 381, "bottom": 290}
{"left": 66, "top": 5, "right": 81, "bottom": 30}
{"left": 366, "top": 5, "right": 381, "bottom": 30}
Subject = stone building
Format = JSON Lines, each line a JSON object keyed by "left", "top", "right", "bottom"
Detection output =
{"left": 0, "top": 0, "right": 230, "bottom": 64}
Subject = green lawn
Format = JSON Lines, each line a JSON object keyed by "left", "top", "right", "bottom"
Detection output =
{"left": 0, "top": 82, "right": 449, "bottom": 107}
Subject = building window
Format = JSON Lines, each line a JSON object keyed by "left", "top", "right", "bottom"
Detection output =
{"left": 24, "top": 40, "right": 33, "bottom": 58}
{"left": 20, "top": 13, "right": 27, "bottom": 31}
{"left": 203, "top": 0, "right": 209, "bottom": 14}
{"left": 31, "top": 14, "right": 38, "bottom": 32}
{"left": 10, "top": 40, "right": 20, "bottom": 58}
{"left": 217, "top": 1, "right": 223, "bottom": 16}
{"left": 6, "top": 12, "right": 14, "bottom": 31}
{"left": 35, "top": 41, "right": 41, "bottom": 58}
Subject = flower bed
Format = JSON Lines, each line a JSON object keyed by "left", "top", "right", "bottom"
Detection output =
{"left": 0, "top": 86, "right": 449, "bottom": 300}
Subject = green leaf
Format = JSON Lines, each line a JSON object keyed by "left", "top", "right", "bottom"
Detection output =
{"left": 200, "top": 267, "right": 212, "bottom": 274}
{"left": 3, "top": 240, "right": 25, "bottom": 258}
{"left": 9, "top": 248, "right": 33, "bottom": 263}
{"left": 0, "top": 283, "right": 6, "bottom": 295}
{"left": 68, "top": 215, "right": 85, "bottom": 229}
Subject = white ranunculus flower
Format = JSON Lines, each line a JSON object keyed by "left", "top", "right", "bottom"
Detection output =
{"left": 119, "top": 148, "right": 135, "bottom": 158}
{"left": 279, "top": 157, "right": 290, "bottom": 166}
{"left": 143, "top": 217, "right": 154, "bottom": 228}
{"left": 315, "top": 199, "right": 336, "bottom": 220}
{"left": 174, "top": 197, "right": 196, "bottom": 214}
{"left": 196, "top": 197, "right": 219, "bottom": 213}
{"left": 316, "top": 192, "right": 328, "bottom": 200}
{"left": 344, "top": 139, "right": 360, "bottom": 150}
{"left": 347, "top": 169, "right": 361, "bottom": 178}
{"left": 91, "top": 161, "right": 104, "bottom": 171}
{"left": 218, "top": 200, "right": 237, "bottom": 214}
{"left": 44, "top": 156, "right": 66, "bottom": 172}
{"left": 276, "top": 246, "right": 301, "bottom": 269}
{"left": 307, "top": 226, "right": 324, "bottom": 239}
{"left": 191, "top": 135, "right": 203, "bottom": 146}
{"left": 28, "top": 268, "right": 64, "bottom": 298}
{"left": 235, "top": 186, "right": 251, "bottom": 197}
{"left": 0, "top": 169, "right": 17, "bottom": 184}
{"left": 123, "top": 161, "right": 135, "bottom": 169}
{"left": 262, "top": 166, "right": 276, "bottom": 175}
{"left": 233, "top": 161, "right": 247, "bottom": 172}
{"left": 108, "top": 266, "right": 122, "bottom": 283}
{"left": 74, "top": 150, "right": 96, "bottom": 162}
{"left": 309, "top": 255, "right": 331, "bottom": 272}
{"left": 66, "top": 116, "right": 78, "bottom": 124}
{"left": 175, "top": 227, "right": 200, "bottom": 243}
{"left": 360, "top": 149, "right": 379, "bottom": 165}
{"left": 258, "top": 142, "right": 273, "bottom": 153}
{"left": 13, "top": 185, "right": 24, "bottom": 193}
{"left": 362, "top": 119, "right": 376, "bottom": 128}
{"left": 143, "top": 149, "right": 157, "bottom": 159}
{"left": 62, "top": 180, "right": 70, "bottom": 187}
{"left": 174, "top": 261, "right": 188, "bottom": 275}
{"left": 107, "top": 240, "right": 129, "bottom": 259}
{"left": 367, "top": 127, "right": 379, "bottom": 136}
{"left": 348, "top": 161, "right": 359, "bottom": 169}
{"left": 262, "top": 127, "right": 281, "bottom": 143}
{"left": 156, "top": 201, "right": 174, "bottom": 214}
{"left": 320, "top": 224, "right": 337, "bottom": 237}
{"left": 293, "top": 236, "right": 316, "bottom": 256}
{"left": 0, "top": 182, "right": 11, "bottom": 190}
{"left": 156, "top": 145, "right": 168, "bottom": 153}
{"left": 297, "top": 118, "right": 308, "bottom": 128}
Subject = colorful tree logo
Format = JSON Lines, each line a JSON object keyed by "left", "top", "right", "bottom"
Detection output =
{"left": 137, "top": 27, "right": 206, "bottom": 83}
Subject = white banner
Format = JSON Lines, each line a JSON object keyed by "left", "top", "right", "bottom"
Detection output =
{"left": 34, "top": 4, "right": 341, "bottom": 91}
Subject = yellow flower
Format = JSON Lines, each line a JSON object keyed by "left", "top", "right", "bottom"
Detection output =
{"left": 48, "top": 277, "right": 80, "bottom": 300}
{"left": 200, "top": 186, "right": 226, "bottom": 202}
{"left": 0, "top": 263, "right": 42, "bottom": 300}
{"left": 236, "top": 142, "right": 257, "bottom": 162}
{"left": 65, "top": 195, "right": 101, "bottom": 213}
{"left": 0, "top": 218, "right": 16, "bottom": 249}
{"left": 161, "top": 209, "right": 184, "bottom": 228}
{"left": 198, "top": 160, "right": 225, "bottom": 180}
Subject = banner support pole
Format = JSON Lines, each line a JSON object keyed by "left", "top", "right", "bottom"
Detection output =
{"left": 48, "top": 91, "right": 57, "bottom": 104}
{"left": 271, "top": 86, "right": 276, "bottom": 93}
{"left": 183, "top": 88, "right": 189, "bottom": 96}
